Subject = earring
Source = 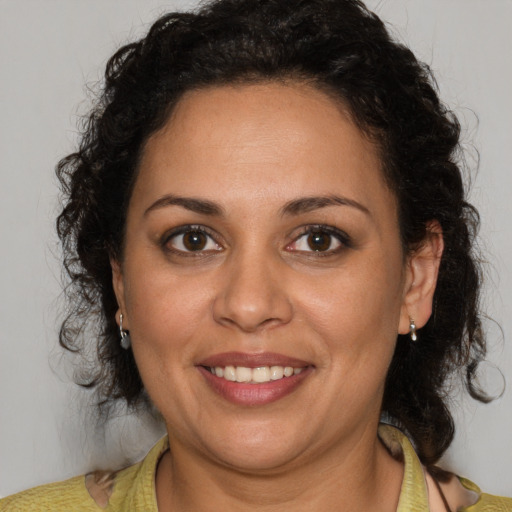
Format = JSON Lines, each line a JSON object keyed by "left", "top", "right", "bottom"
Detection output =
{"left": 119, "top": 313, "right": 131, "bottom": 350}
{"left": 409, "top": 318, "right": 417, "bottom": 342}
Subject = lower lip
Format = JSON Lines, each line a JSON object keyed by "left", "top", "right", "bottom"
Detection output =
{"left": 197, "top": 366, "right": 313, "bottom": 406}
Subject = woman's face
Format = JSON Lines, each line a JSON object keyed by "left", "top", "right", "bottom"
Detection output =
{"left": 113, "top": 82, "right": 433, "bottom": 471}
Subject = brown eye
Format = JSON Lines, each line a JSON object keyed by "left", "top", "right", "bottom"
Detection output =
{"left": 165, "top": 227, "right": 222, "bottom": 254}
{"left": 287, "top": 226, "right": 347, "bottom": 254}
{"left": 307, "top": 231, "right": 332, "bottom": 252}
{"left": 183, "top": 231, "right": 207, "bottom": 251}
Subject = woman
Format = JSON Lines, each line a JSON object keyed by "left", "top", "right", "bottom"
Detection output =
{"left": 1, "top": 0, "right": 510, "bottom": 510}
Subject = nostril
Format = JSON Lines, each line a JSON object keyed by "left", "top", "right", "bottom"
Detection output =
{"left": 212, "top": 262, "right": 294, "bottom": 331}
{"left": 215, "top": 314, "right": 281, "bottom": 333}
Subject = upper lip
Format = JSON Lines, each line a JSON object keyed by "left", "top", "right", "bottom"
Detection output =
{"left": 198, "top": 351, "right": 312, "bottom": 368}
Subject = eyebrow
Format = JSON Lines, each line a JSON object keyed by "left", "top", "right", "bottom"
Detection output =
{"left": 280, "top": 195, "right": 370, "bottom": 216}
{"left": 144, "top": 193, "right": 370, "bottom": 218}
{"left": 144, "top": 195, "right": 224, "bottom": 217}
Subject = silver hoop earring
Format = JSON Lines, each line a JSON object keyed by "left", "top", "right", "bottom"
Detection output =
{"left": 409, "top": 318, "right": 417, "bottom": 342}
{"left": 119, "top": 313, "right": 131, "bottom": 350}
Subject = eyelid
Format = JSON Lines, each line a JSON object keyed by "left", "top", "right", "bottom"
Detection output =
{"left": 161, "top": 224, "right": 223, "bottom": 254}
{"left": 159, "top": 223, "right": 351, "bottom": 257}
{"left": 286, "top": 225, "right": 353, "bottom": 253}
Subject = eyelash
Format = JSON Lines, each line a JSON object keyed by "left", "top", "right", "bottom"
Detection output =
{"left": 161, "top": 225, "right": 222, "bottom": 256}
{"left": 287, "top": 225, "right": 352, "bottom": 256}
{"left": 161, "top": 224, "right": 352, "bottom": 256}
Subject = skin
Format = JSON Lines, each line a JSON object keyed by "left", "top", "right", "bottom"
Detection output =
{"left": 112, "top": 82, "right": 443, "bottom": 511}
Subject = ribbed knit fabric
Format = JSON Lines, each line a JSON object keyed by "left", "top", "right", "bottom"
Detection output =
{"left": 379, "top": 424, "right": 512, "bottom": 512}
{"left": 0, "top": 435, "right": 167, "bottom": 511}
{"left": 1, "top": 426, "right": 510, "bottom": 510}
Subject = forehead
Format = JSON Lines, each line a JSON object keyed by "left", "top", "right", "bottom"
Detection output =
{"left": 134, "top": 81, "right": 395, "bottom": 219}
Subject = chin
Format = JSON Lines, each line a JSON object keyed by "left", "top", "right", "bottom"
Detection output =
{"left": 213, "top": 444, "right": 305, "bottom": 473}
{"left": 198, "top": 421, "right": 313, "bottom": 473}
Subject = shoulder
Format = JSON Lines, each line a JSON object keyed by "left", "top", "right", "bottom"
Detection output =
{"left": 0, "top": 475, "right": 96, "bottom": 511}
{"left": 0, "top": 465, "right": 144, "bottom": 512}
{"left": 378, "top": 424, "right": 512, "bottom": 511}
{"left": 0, "top": 436, "right": 168, "bottom": 512}
{"left": 458, "top": 477, "right": 512, "bottom": 512}
{"left": 427, "top": 473, "right": 512, "bottom": 512}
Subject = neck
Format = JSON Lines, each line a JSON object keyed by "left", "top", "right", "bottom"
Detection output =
{"left": 156, "top": 422, "right": 403, "bottom": 512}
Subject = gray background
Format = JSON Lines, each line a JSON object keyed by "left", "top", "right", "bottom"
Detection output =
{"left": 1, "top": 0, "right": 511, "bottom": 498}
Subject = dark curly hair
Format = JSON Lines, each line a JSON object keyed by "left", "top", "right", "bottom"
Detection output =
{"left": 56, "top": 0, "right": 487, "bottom": 466}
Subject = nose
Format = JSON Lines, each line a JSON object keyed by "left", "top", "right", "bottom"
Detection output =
{"left": 212, "top": 249, "right": 293, "bottom": 332}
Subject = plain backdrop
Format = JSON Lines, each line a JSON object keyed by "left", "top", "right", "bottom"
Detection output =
{"left": 1, "top": 0, "right": 511, "bottom": 498}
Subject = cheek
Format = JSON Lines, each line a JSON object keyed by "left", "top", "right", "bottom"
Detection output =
{"left": 123, "top": 271, "right": 214, "bottom": 415}
{"left": 294, "top": 256, "right": 404, "bottom": 364}
{"left": 123, "top": 264, "right": 213, "bottom": 361}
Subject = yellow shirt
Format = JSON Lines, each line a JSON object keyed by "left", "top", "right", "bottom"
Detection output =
{"left": 1, "top": 426, "right": 510, "bottom": 511}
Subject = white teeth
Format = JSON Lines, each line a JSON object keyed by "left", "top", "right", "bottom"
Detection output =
{"left": 224, "top": 365, "right": 236, "bottom": 381}
{"left": 252, "top": 367, "right": 270, "bottom": 383}
{"left": 208, "top": 365, "right": 304, "bottom": 384}
{"left": 270, "top": 366, "right": 284, "bottom": 380}
{"left": 235, "top": 366, "right": 252, "bottom": 383}
{"left": 284, "top": 366, "right": 294, "bottom": 377}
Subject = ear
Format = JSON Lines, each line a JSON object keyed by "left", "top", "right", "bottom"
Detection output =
{"left": 398, "top": 221, "right": 444, "bottom": 335}
{"left": 111, "top": 257, "right": 129, "bottom": 329}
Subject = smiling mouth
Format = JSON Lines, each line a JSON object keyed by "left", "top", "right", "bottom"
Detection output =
{"left": 197, "top": 352, "right": 313, "bottom": 405}
{"left": 204, "top": 365, "right": 305, "bottom": 384}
